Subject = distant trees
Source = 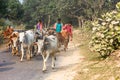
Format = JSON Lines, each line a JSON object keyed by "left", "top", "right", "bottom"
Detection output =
{"left": 7, "top": 0, "right": 24, "bottom": 21}
{"left": 22, "top": 0, "right": 120, "bottom": 28}
{"left": 0, "top": 0, "right": 24, "bottom": 26}
{"left": 0, "top": 0, "right": 9, "bottom": 18}
{"left": 0, "top": 0, "right": 120, "bottom": 28}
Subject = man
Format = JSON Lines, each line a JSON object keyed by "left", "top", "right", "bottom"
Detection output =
{"left": 36, "top": 20, "right": 43, "bottom": 33}
{"left": 61, "top": 21, "right": 73, "bottom": 49}
{"left": 54, "top": 18, "right": 63, "bottom": 47}
{"left": 54, "top": 18, "right": 63, "bottom": 33}
{"left": 35, "top": 20, "right": 43, "bottom": 39}
{"left": 62, "top": 21, "right": 73, "bottom": 41}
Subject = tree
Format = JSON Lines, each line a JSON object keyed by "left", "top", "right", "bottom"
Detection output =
{"left": 0, "top": 0, "right": 9, "bottom": 18}
{"left": 22, "top": 0, "right": 120, "bottom": 28}
{"left": 7, "top": 0, "right": 24, "bottom": 21}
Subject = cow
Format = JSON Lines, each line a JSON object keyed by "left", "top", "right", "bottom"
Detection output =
{"left": 56, "top": 30, "right": 69, "bottom": 51}
{"left": 60, "top": 30, "right": 69, "bottom": 50}
{"left": 9, "top": 31, "right": 19, "bottom": 56}
{"left": 46, "top": 27, "right": 56, "bottom": 36}
{"left": 2, "top": 26, "right": 14, "bottom": 39}
{"left": 18, "top": 30, "right": 35, "bottom": 61}
{"left": 37, "top": 35, "right": 59, "bottom": 71}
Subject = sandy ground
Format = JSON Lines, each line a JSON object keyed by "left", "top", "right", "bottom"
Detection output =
{"left": 44, "top": 42, "right": 84, "bottom": 80}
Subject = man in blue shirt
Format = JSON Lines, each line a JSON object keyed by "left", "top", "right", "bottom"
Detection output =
{"left": 55, "top": 18, "right": 63, "bottom": 33}
{"left": 54, "top": 18, "right": 63, "bottom": 47}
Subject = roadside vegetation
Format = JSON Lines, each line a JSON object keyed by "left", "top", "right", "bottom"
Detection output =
{"left": 73, "top": 2, "right": 120, "bottom": 80}
{"left": 73, "top": 27, "right": 120, "bottom": 80}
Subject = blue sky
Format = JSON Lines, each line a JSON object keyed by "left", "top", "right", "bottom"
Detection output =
{"left": 19, "top": 0, "right": 23, "bottom": 3}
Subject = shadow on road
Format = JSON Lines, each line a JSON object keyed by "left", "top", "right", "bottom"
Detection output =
{"left": 0, "top": 62, "right": 15, "bottom": 67}
{"left": 0, "top": 67, "right": 14, "bottom": 72}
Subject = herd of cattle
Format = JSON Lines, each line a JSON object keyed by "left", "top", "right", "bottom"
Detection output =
{"left": 2, "top": 27, "right": 69, "bottom": 71}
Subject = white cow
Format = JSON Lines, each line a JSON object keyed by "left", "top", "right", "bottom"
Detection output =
{"left": 18, "top": 30, "right": 35, "bottom": 61}
{"left": 37, "top": 35, "right": 59, "bottom": 71}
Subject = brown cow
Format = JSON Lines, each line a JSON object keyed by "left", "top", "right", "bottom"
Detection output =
{"left": 57, "top": 30, "right": 69, "bottom": 51}
{"left": 2, "top": 26, "right": 14, "bottom": 39}
{"left": 9, "top": 32, "right": 19, "bottom": 56}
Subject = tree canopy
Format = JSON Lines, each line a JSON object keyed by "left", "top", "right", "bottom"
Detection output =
{"left": 0, "top": 0, "right": 120, "bottom": 28}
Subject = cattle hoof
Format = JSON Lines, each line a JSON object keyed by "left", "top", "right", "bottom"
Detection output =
{"left": 12, "top": 54, "right": 15, "bottom": 56}
{"left": 27, "top": 59, "right": 31, "bottom": 61}
{"left": 42, "top": 69, "right": 47, "bottom": 72}
{"left": 30, "top": 54, "right": 33, "bottom": 57}
{"left": 55, "top": 57, "right": 57, "bottom": 60}
{"left": 52, "top": 64, "right": 55, "bottom": 69}
{"left": 16, "top": 54, "right": 19, "bottom": 56}
{"left": 20, "top": 60, "right": 23, "bottom": 62}
{"left": 52, "top": 67, "right": 55, "bottom": 69}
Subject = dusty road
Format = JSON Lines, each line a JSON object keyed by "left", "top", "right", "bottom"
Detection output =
{"left": 0, "top": 41, "right": 83, "bottom": 80}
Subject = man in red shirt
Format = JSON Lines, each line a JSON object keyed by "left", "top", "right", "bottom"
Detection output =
{"left": 60, "top": 21, "right": 73, "bottom": 49}
{"left": 62, "top": 21, "right": 73, "bottom": 41}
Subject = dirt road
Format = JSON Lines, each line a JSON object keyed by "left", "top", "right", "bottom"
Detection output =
{"left": 0, "top": 41, "right": 83, "bottom": 80}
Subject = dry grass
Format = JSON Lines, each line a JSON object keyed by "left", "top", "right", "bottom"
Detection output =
{"left": 14, "top": 24, "right": 25, "bottom": 30}
{"left": 73, "top": 28, "right": 120, "bottom": 80}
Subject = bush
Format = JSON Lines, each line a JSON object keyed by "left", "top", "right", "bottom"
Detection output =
{"left": 25, "top": 25, "right": 34, "bottom": 30}
{"left": 0, "top": 18, "right": 5, "bottom": 26}
{"left": 89, "top": 2, "right": 120, "bottom": 57}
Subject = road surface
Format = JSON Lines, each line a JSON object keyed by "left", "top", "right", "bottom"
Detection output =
{"left": 0, "top": 42, "right": 83, "bottom": 80}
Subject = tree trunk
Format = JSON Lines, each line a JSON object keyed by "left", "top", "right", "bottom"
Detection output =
{"left": 77, "top": 17, "right": 83, "bottom": 28}
{"left": 47, "top": 15, "right": 51, "bottom": 27}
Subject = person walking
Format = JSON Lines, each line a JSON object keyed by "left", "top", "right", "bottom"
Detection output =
{"left": 35, "top": 19, "right": 44, "bottom": 40}
{"left": 53, "top": 18, "right": 63, "bottom": 47}
{"left": 36, "top": 19, "right": 43, "bottom": 33}
{"left": 54, "top": 18, "right": 63, "bottom": 33}
{"left": 61, "top": 21, "right": 73, "bottom": 49}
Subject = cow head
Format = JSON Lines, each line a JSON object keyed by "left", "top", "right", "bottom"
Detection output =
{"left": 10, "top": 32, "right": 18, "bottom": 47}
{"left": 10, "top": 32, "right": 19, "bottom": 55}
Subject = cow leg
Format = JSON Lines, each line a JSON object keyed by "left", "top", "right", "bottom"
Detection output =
{"left": 42, "top": 54, "right": 47, "bottom": 71}
{"left": 11, "top": 48, "right": 15, "bottom": 56}
{"left": 42, "top": 51, "right": 50, "bottom": 71}
{"left": 52, "top": 54, "right": 55, "bottom": 69}
{"left": 26, "top": 47, "right": 31, "bottom": 60}
{"left": 30, "top": 45, "right": 34, "bottom": 57}
{"left": 8, "top": 43, "right": 11, "bottom": 50}
{"left": 64, "top": 43, "right": 67, "bottom": 51}
{"left": 64, "top": 39, "right": 69, "bottom": 51}
{"left": 32, "top": 45, "right": 36, "bottom": 56}
{"left": 20, "top": 46, "right": 24, "bottom": 61}
{"left": 15, "top": 48, "right": 19, "bottom": 56}
{"left": 42, "top": 56, "right": 46, "bottom": 71}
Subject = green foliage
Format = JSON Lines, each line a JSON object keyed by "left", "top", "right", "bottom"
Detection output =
{"left": 25, "top": 25, "right": 34, "bottom": 30}
{"left": 0, "top": 0, "right": 9, "bottom": 18}
{"left": 0, "top": 18, "right": 6, "bottom": 26}
{"left": 89, "top": 2, "right": 120, "bottom": 57}
{"left": 83, "top": 21, "right": 93, "bottom": 30}
{"left": 7, "top": 0, "right": 24, "bottom": 20}
{"left": 0, "top": 18, "right": 14, "bottom": 30}
{"left": 0, "top": 0, "right": 120, "bottom": 28}
{"left": 116, "top": 2, "right": 120, "bottom": 11}
{"left": 22, "top": 0, "right": 120, "bottom": 27}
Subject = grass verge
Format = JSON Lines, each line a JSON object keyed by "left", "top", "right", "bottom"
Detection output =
{"left": 73, "top": 29, "right": 120, "bottom": 80}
